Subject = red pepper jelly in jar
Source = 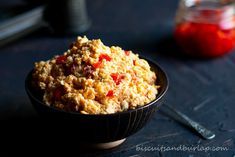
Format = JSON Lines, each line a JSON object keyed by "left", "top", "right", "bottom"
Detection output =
{"left": 174, "top": 0, "right": 235, "bottom": 58}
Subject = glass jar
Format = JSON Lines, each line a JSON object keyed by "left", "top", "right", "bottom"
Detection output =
{"left": 174, "top": 0, "right": 235, "bottom": 58}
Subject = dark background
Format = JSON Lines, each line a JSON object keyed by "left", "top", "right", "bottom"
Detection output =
{"left": 0, "top": 0, "right": 235, "bottom": 156}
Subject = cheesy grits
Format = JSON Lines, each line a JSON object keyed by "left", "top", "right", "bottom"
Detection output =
{"left": 33, "top": 36, "right": 159, "bottom": 114}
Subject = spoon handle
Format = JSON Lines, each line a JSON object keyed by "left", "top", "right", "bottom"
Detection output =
{"left": 164, "top": 103, "right": 215, "bottom": 140}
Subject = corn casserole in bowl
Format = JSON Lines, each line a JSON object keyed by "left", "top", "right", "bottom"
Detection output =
{"left": 25, "top": 36, "right": 168, "bottom": 148}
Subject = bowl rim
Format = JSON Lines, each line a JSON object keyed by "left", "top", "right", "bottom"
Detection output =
{"left": 25, "top": 57, "right": 169, "bottom": 117}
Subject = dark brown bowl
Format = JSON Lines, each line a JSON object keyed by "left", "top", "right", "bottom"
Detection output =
{"left": 25, "top": 58, "right": 168, "bottom": 149}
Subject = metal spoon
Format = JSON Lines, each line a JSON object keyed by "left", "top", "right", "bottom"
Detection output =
{"left": 163, "top": 103, "right": 215, "bottom": 140}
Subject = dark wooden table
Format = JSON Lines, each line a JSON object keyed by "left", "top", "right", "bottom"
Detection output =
{"left": 0, "top": 0, "right": 235, "bottom": 156}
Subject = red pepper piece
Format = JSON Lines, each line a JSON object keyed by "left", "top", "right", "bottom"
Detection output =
{"left": 106, "top": 90, "right": 114, "bottom": 97}
{"left": 99, "top": 54, "right": 112, "bottom": 61}
{"left": 175, "top": 22, "right": 195, "bottom": 54}
{"left": 53, "top": 86, "right": 65, "bottom": 101}
{"left": 93, "top": 54, "right": 112, "bottom": 69}
{"left": 133, "top": 60, "right": 136, "bottom": 66}
{"left": 56, "top": 55, "right": 67, "bottom": 64}
{"left": 92, "top": 61, "right": 102, "bottom": 69}
{"left": 111, "top": 73, "right": 125, "bottom": 85}
{"left": 200, "top": 9, "right": 222, "bottom": 18}
{"left": 124, "top": 51, "right": 130, "bottom": 56}
{"left": 111, "top": 73, "right": 118, "bottom": 83}
{"left": 119, "top": 75, "right": 125, "bottom": 81}
{"left": 175, "top": 21, "right": 235, "bottom": 58}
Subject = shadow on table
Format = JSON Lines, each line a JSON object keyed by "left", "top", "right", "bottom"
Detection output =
{"left": 155, "top": 36, "right": 216, "bottom": 61}
{"left": 0, "top": 116, "right": 119, "bottom": 156}
{"left": 156, "top": 36, "right": 186, "bottom": 59}
{"left": 124, "top": 35, "right": 196, "bottom": 61}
